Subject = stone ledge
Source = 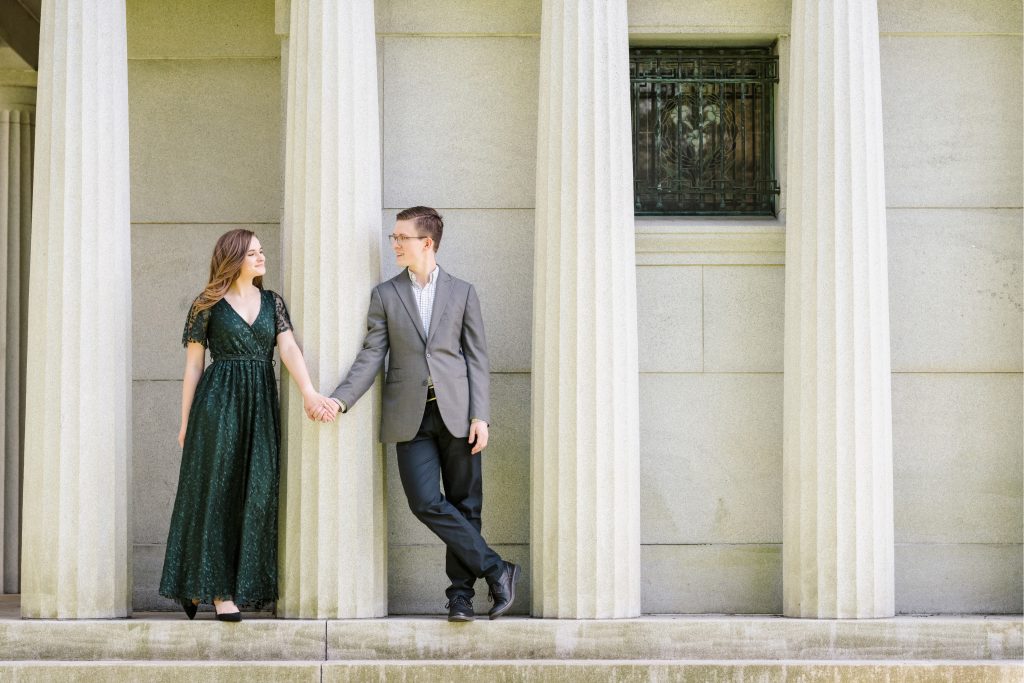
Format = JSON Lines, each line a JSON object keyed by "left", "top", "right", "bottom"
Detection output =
{"left": 0, "top": 659, "right": 1018, "bottom": 683}
{"left": 0, "top": 612, "right": 1019, "bottom": 662}
{"left": 326, "top": 616, "right": 1023, "bottom": 661}
{"left": 634, "top": 217, "right": 785, "bottom": 265}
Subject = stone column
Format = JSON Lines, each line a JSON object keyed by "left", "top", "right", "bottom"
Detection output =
{"left": 0, "top": 85, "right": 34, "bottom": 594}
{"left": 782, "top": 0, "right": 895, "bottom": 618}
{"left": 276, "top": 0, "right": 387, "bottom": 618}
{"left": 530, "top": 0, "right": 641, "bottom": 618}
{"left": 20, "top": 0, "right": 132, "bottom": 618}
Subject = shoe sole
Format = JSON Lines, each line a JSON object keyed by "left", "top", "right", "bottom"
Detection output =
{"left": 447, "top": 614, "right": 475, "bottom": 622}
{"left": 488, "top": 564, "right": 520, "bottom": 620}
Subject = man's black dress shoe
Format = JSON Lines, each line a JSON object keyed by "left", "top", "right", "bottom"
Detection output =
{"left": 486, "top": 561, "right": 520, "bottom": 619}
{"left": 181, "top": 599, "right": 197, "bottom": 620}
{"left": 446, "top": 595, "right": 474, "bottom": 622}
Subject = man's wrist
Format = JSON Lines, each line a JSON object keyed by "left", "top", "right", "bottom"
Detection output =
{"left": 470, "top": 417, "right": 487, "bottom": 425}
{"left": 332, "top": 398, "right": 347, "bottom": 413}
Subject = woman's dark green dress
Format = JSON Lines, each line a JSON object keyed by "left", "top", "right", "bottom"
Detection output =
{"left": 159, "top": 289, "right": 292, "bottom": 607}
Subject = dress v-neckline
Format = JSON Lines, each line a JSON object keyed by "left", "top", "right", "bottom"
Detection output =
{"left": 222, "top": 290, "right": 264, "bottom": 328}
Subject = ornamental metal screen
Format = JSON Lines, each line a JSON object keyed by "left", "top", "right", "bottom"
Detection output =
{"left": 631, "top": 48, "right": 780, "bottom": 215}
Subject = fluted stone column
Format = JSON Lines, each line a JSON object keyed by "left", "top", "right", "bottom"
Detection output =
{"left": 783, "top": 0, "right": 895, "bottom": 618}
{"left": 530, "top": 0, "right": 641, "bottom": 619}
{"left": 20, "top": 0, "right": 132, "bottom": 618}
{"left": 0, "top": 85, "right": 34, "bottom": 595}
{"left": 277, "top": 0, "right": 386, "bottom": 618}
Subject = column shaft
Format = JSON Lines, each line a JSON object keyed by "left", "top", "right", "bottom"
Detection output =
{"left": 531, "top": 0, "right": 641, "bottom": 619}
{"left": 783, "top": 0, "right": 895, "bottom": 618}
{"left": 20, "top": 0, "right": 132, "bottom": 618}
{"left": 0, "top": 86, "right": 34, "bottom": 594}
{"left": 277, "top": 0, "right": 387, "bottom": 618}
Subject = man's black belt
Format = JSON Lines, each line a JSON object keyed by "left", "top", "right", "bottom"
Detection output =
{"left": 427, "top": 385, "right": 437, "bottom": 402}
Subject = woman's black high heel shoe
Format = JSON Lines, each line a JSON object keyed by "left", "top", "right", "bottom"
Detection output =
{"left": 215, "top": 610, "right": 242, "bottom": 622}
{"left": 181, "top": 599, "right": 198, "bottom": 620}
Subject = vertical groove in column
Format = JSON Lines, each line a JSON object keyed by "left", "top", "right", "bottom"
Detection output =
{"left": 531, "top": 0, "right": 640, "bottom": 619}
{"left": 20, "top": 0, "right": 132, "bottom": 619}
{"left": 278, "top": 0, "right": 386, "bottom": 619}
{"left": 783, "top": 0, "right": 894, "bottom": 619}
{"left": 0, "top": 87, "right": 35, "bottom": 595}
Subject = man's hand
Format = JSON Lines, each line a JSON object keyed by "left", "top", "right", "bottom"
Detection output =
{"left": 468, "top": 420, "right": 489, "bottom": 455}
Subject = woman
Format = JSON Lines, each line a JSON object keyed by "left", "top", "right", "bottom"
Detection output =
{"left": 159, "top": 229, "right": 333, "bottom": 621}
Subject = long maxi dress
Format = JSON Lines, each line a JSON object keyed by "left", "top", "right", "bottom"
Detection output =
{"left": 159, "top": 289, "right": 292, "bottom": 607}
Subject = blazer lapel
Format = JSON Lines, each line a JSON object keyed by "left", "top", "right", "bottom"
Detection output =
{"left": 391, "top": 269, "right": 427, "bottom": 345}
{"left": 426, "top": 267, "right": 454, "bottom": 346}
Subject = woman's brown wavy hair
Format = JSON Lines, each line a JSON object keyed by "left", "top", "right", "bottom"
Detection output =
{"left": 192, "top": 229, "right": 263, "bottom": 314}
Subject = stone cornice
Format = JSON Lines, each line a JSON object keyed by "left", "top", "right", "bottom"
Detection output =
{"left": 635, "top": 217, "right": 785, "bottom": 265}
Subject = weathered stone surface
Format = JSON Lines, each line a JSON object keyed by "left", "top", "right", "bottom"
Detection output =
{"left": 881, "top": 36, "right": 1023, "bottom": 208}
{"left": 627, "top": 0, "right": 790, "bottom": 35}
{"left": 893, "top": 373, "right": 1022, "bottom": 545}
{"left": 323, "top": 661, "right": 1021, "bottom": 682}
{"left": 636, "top": 266, "right": 702, "bottom": 372}
{"left": 641, "top": 544, "right": 782, "bottom": 615}
{"left": 703, "top": 266, "right": 784, "bottom": 373}
{"left": 888, "top": 209, "right": 1022, "bottom": 373}
{"left": 0, "top": 662, "right": 321, "bottom": 682}
{"left": 639, "top": 374, "right": 782, "bottom": 545}
{"left": 127, "top": 0, "right": 279, "bottom": 59}
{"left": 0, "top": 619, "right": 325, "bottom": 660}
{"left": 381, "top": 37, "right": 538, "bottom": 209}
{"left": 878, "top": 0, "right": 1022, "bottom": 34}
{"left": 375, "top": 0, "right": 540, "bottom": 34}
{"left": 128, "top": 59, "right": 281, "bottom": 223}
{"left": 896, "top": 544, "right": 1024, "bottom": 615}
{"left": 326, "top": 615, "right": 1023, "bottom": 661}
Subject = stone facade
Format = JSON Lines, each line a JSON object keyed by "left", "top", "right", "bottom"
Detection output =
{"left": 0, "top": 0, "right": 1020, "bottom": 617}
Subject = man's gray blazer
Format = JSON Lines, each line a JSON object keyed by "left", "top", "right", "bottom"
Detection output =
{"left": 331, "top": 267, "right": 490, "bottom": 443}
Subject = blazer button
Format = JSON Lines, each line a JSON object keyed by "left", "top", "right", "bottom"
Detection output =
{"left": 422, "top": 380, "right": 428, "bottom": 386}
{"left": 426, "top": 353, "right": 431, "bottom": 358}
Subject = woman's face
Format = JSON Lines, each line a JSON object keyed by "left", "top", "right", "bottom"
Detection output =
{"left": 240, "top": 235, "right": 266, "bottom": 280}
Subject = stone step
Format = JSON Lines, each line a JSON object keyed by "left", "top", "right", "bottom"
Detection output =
{"left": 0, "top": 659, "right": 1019, "bottom": 682}
{"left": 0, "top": 615, "right": 1019, "bottom": 662}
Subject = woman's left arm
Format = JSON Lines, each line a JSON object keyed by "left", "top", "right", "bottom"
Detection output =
{"left": 277, "top": 329, "right": 337, "bottom": 422}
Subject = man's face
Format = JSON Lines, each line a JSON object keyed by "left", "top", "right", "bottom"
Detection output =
{"left": 391, "top": 218, "right": 429, "bottom": 268}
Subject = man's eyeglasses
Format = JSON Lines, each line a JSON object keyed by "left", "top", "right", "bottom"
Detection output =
{"left": 388, "top": 234, "right": 428, "bottom": 245}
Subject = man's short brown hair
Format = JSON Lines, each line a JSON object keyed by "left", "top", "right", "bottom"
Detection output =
{"left": 396, "top": 206, "right": 443, "bottom": 252}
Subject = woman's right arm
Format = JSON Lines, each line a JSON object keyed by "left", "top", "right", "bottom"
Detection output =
{"left": 177, "top": 342, "right": 207, "bottom": 448}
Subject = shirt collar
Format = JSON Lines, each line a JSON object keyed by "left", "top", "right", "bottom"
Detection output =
{"left": 408, "top": 265, "right": 439, "bottom": 287}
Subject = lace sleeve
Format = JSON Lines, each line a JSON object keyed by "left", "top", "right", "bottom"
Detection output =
{"left": 182, "top": 297, "right": 211, "bottom": 348}
{"left": 272, "top": 290, "right": 294, "bottom": 336}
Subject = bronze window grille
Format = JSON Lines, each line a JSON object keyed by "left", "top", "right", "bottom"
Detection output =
{"left": 630, "top": 48, "right": 780, "bottom": 215}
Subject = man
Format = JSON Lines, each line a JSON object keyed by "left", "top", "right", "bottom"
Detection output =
{"left": 317, "top": 206, "right": 519, "bottom": 621}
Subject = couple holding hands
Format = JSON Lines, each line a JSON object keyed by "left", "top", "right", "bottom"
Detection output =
{"left": 159, "top": 206, "right": 519, "bottom": 623}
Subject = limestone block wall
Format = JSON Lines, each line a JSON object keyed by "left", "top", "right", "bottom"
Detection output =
{"left": 629, "top": 0, "right": 790, "bottom": 614}
{"left": 126, "top": 0, "right": 283, "bottom": 609}
{"left": 878, "top": 0, "right": 1023, "bottom": 613}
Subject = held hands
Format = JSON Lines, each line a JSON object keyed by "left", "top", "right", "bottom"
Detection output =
{"left": 304, "top": 392, "right": 339, "bottom": 423}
